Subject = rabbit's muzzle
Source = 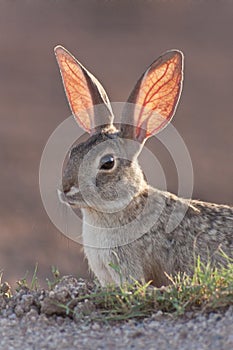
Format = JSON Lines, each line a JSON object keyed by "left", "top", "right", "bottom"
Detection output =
{"left": 57, "top": 186, "right": 80, "bottom": 207}
{"left": 57, "top": 189, "right": 69, "bottom": 206}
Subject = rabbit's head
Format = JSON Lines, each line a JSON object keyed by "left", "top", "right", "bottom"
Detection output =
{"left": 55, "top": 46, "right": 183, "bottom": 213}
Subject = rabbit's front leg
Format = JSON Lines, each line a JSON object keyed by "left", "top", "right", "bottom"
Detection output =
{"left": 83, "top": 246, "right": 121, "bottom": 286}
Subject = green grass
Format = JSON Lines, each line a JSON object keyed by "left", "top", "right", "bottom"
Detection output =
{"left": 1, "top": 254, "right": 233, "bottom": 322}
{"left": 72, "top": 255, "right": 233, "bottom": 321}
{"left": 15, "top": 262, "right": 39, "bottom": 292}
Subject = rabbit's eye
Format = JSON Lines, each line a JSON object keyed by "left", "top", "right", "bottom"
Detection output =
{"left": 99, "top": 154, "right": 115, "bottom": 170}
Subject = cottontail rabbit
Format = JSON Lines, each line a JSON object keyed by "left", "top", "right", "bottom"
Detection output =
{"left": 55, "top": 46, "right": 233, "bottom": 287}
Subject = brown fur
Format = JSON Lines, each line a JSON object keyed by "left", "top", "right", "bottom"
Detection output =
{"left": 55, "top": 46, "right": 233, "bottom": 286}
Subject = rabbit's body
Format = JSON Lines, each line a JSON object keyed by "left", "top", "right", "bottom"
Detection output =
{"left": 55, "top": 46, "right": 233, "bottom": 287}
{"left": 82, "top": 186, "right": 233, "bottom": 286}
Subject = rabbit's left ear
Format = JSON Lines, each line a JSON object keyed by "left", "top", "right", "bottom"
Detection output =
{"left": 121, "top": 50, "right": 183, "bottom": 143}
{"left": 54, "top": 46, "right": 113, "bottom": 134}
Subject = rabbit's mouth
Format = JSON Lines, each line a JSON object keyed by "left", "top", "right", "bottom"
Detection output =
{"left": 57, "top": 187, "right": 80, "bottom": 207}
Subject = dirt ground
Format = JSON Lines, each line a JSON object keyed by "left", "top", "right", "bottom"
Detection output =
{"left": 0, "top": 1, "right": 232, "bottom": 287}
{"left": 0, "top": 276, "right": 233, "bottom": 350}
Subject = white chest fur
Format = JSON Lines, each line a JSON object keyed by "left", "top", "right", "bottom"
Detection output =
{"left": 81, "top": 202, "right": 157, "bottom": 286}
{"left": 82, "top": 216, "right": 120, "bottom": 286}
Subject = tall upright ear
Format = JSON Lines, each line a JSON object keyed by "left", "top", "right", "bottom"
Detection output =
{"left": 121, "top": 50, "right": 183, "bottom": 143}
{"left": 54, "top": 46, "right": 114, "bottom": 134}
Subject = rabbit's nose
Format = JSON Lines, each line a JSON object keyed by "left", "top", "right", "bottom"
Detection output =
{"left": 62, "top": 179, "right": 74, "bottom": 194}
{"left": 63, "top": 185, "right": 70, "bottom": 194}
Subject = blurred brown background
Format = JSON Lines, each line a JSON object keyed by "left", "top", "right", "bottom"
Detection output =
{"left": 0, "top": 1, "right": 232, "bottom": 287}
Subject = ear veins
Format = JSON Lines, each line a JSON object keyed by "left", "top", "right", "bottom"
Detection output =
{"left": 65, "top": 60, "right": 93, "bottom": 132}
{"left": 55, "top": 50, "right": 92, "bottom": 132}
{"left": 147, "top": 72, "right": 182, "bottom": 137}
{"left": 138, "top": 60, "right": 181, "bottom": 137}
{"left": 55, "top": 46, "right": 113, "bottom": 134}
{"left": 137, "top": 62, "right": 169, "bottom": 128}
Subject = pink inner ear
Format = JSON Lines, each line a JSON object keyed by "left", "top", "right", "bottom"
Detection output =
{"left": 134, "top": 51, "right": 183, "bottom": 139}
{"left": 55, "top": 46, "right": 93, "bottom": 133}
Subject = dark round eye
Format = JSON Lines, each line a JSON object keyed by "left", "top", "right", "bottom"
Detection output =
{"left": 99, "top": 154, "right": 115, "bottom": 170}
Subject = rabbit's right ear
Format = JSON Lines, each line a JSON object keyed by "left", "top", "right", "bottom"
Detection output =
{"left": 121, "top": 50, "right": 183, "bottom": 143}
{"left": 54, "top": 46, "right": 113, "bottom": 134}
